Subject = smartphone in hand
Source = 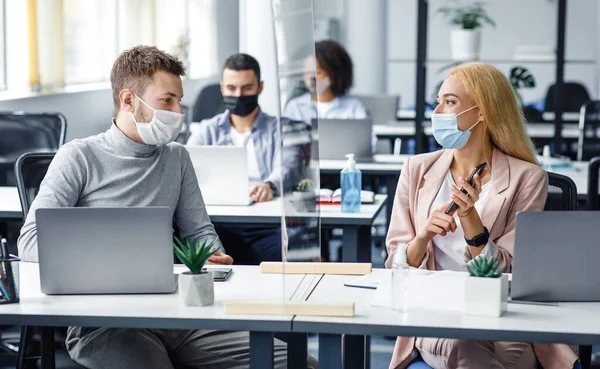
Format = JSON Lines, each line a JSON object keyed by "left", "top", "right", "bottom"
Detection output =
{"left": 445, "top": 162, "right": 487, "bottom": 215}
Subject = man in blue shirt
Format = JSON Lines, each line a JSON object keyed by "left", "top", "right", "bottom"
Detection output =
{"left": 187, "top": 53, "right": 305, "bottom": 264}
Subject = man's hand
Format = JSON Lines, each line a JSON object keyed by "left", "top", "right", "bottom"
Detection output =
{"left": 207, "top": 252, "right": 233, "bottom": 265}
{"left": 249, "top": 183, "right": 275, "bottom": 203}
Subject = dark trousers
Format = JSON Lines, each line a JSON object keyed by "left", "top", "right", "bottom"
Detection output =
{"left": 215, "top": 225, "right": 282, "bottom": 265}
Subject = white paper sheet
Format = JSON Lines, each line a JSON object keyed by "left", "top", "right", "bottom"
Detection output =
{"left": 370, "top": 270, "right": 469, "bottom": 312}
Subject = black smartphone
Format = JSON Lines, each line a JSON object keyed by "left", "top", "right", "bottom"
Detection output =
{"left": 445, "top": 162, "right": 487, "bottom": 215}
{"left": 212, "top": 268, "right": 233, "bottom": 282}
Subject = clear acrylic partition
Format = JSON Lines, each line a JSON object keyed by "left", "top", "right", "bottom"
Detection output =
{"left": 271, "top": 0, "right": 321, "bottom": 265}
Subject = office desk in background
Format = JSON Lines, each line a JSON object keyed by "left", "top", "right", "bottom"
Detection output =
{"left": 0, "top": 188, "right": 387, "bottom": 263}
{"left": 397, "top": 110, "right": 581, "bottom": 123}
{"left": 318, "top": 155, "right": 406, "bottom": 227}
{"left": 296, "top": 271, "right": 600, "bottom": 369}
{"left": 374, "top": 121, "right": 590, "bottom": 140}
{"left": 207, "top": 195, "right": 388, "bottom": 263}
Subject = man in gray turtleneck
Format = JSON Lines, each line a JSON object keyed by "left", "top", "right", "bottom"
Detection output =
{"left": 17, "top": 46, "right": 287, "bottom": 369}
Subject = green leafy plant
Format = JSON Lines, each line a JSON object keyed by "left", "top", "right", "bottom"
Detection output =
{"left": 467, "top": 256, "right": 503, "bottom": 278}
{"left": 173, "top": 237, "right": 218, "bottom": 275}
{"left": 437, "top": 1, "right": 496, "bottom": 30}
{"left": 296, "top": 179, "right": 314, "bottom": 192}
{"left": 509, "top": 66, "right": 536, "bottom": 107}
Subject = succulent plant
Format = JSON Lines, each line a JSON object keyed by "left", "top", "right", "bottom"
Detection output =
{"left": 467, "top": 256, "right": 503, "bottom": 278}
{"left": 296, "top": 179, "right": 314, "bottom": 192}
{"left": 173, "top": 237, "right": 218, "bottom": 275}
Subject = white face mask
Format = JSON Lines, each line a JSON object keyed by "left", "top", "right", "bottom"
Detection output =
{"left": 315, "top": 76, "right": 331, "bottom": 95}
{"left": 130, "top": 93, "right": 184, "bottom": 146}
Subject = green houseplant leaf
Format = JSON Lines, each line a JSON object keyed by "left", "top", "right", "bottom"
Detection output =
{"left": 173, "top": 237, "right": 218, "bottom": 275}
{"left": 467, "top": 256, "right": 503, "bottom": 278}
{"left": 437, "top": 1, "right": 495, "bottom": 30}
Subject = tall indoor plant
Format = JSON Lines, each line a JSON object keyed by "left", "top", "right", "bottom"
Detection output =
{"left": 438, "top": 1, "right": 496, "bottom": 61}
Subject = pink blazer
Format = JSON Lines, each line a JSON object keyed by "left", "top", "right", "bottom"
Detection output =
{"left": 386, "top": 148, "right": 578, "bottom": 369}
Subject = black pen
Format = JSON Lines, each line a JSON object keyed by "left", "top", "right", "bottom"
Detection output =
{"left": 0, "top": 239, "right": 15, "bottom": 301}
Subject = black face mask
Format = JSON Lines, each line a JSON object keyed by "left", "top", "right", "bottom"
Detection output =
{"left": 223, "top": 95, "right": 259, "bottom": 117}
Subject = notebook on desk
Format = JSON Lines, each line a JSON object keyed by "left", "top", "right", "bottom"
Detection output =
{"left": 186, "top": 146, "right": 254, "bottom": 206}
{"left": 317, "top": 189, "right": 375, "bottom": 204}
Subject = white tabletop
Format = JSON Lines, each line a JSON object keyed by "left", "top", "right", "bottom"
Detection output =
{"left": 293, "top": 271, "right": 600, "bottom": 344}
{"left": 0, "top": 263, "right": 307, "bottom": 332}
{"left": 318, "top": 155, "right": 407, "bottom": 174}
{"left": 397, "top": 110, "right": 581, "bottom": 123}
{"left": 374, "top": 122, "right": 584, "bottom": 139}
{"left": 0, "top": 187, "right": 387, "bottom": 226}
{"left": 0, "top": 186, "right": 21, "bottom": 219}
{"left": 207, "top": 195, "right": 387, "bottom": 226}
{"left": 549, "top": 162, "right": 590, "bottom": 196}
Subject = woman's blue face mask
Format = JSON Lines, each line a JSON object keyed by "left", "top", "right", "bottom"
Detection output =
{"left": 431, "top": 106, "right": 480, "bottom": 149}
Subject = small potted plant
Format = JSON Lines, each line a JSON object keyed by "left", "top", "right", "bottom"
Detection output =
{"left": 174, "top": 237, "right": 218, "bottom": 307}
{"left": 438, "top": 1, "right": 495, "bottom": 61}
{"left": 464, "top": 256, "right": 508, "bottom": 317}
{"left": 292, "top": 179, "right": 317, "bottom": 213}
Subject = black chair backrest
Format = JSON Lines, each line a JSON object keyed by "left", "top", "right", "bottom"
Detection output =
{"left": 0, "top": 112, "right": 65, "bottom": 186}
{"left": 544, "top": 82, "right": 591, "bottom": 113}
{"left": 14, "top": 152, "right": 55, "bottom": 220}
{"left": 545, "top": 172, "right": 578, "bottom": 211}
{"left": 577, "top": 100, "right": 600, "bottom": 161}
{"left": 522, "top": 106, "right": 543, "bottom": 123}
{"left": 588, "top": 157, "right": 600, "bottom": 210}
{"left": 191, "top": 83, "right": 225, "bottom": 122}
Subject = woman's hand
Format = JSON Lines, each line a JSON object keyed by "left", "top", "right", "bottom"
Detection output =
{"left": 416, "top": 200, "right": 458, "bottom": 242}
{"left": 450, "top": 168, "right": 488, "bottom": 217}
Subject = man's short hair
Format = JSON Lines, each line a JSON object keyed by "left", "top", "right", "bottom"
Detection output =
{"left": 315, "top": 40, "right": 353, "bottom": 96}
{"left": 223, "top": 53, "right": 261, "bottom": 82}
{"left": 110, "top": 45, "right": 186, "bottom": 113}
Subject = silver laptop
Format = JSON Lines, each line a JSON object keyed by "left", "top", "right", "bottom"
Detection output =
{"left": 314, "top": 118, "right": 373, "bottom": 160}
{"left": 36, "top": 207, "right": 176, "bottom": 295}
{"left": 186, "top": 146, "right": 253, "bottom": 206}
{"left": 512, "top": 211, "right": 600, "bottom": 302}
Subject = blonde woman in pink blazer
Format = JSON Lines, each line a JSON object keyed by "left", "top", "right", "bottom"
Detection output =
{"left": 386, "top": 63, "right": 579, "bottom": 369}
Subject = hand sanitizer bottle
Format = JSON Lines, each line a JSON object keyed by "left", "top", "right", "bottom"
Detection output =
{"left": 391, "top": 248, "right": 410, "bottom": 313}
{"left": 341, "top": 153, "right": 361, "bottom": 213}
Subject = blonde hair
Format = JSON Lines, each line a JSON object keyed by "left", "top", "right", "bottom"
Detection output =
{"left": 447, "top": 63, "right": 538, "bottom": 165}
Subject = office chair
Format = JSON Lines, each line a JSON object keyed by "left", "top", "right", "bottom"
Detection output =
{"left": 587, "top": 157, "right": 600, "bottom": 210}
{"left": 543, "top": 82, "right": 591, "bottom": 113}
{"left": 545, "top": 172, "right": 578, "bottom": 211}
{"left": 577, "top": 101, "right": 600, "bottom": 161}
{"left": 0, "top": 112, "right": 66, "bottom": 186}
{"left": 191, "top": 83, "right": 225, "bottom": 122}
{"left": 175, "top": 103, "right": 192, "bottom": 144}
{"left": 14, "top": 152, "right": 85, "bottom": 369}
{"left": 545, "top": 172, "right": 593, "bottom": 369}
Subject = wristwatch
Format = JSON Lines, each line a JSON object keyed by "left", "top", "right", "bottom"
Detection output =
{"left": 265, "top": 181, "right": 277, "bottom": 192}
{"left": 465, "top": 227, "right": 489, "bottom": 247}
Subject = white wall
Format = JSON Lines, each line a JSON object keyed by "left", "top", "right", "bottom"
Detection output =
{"left": 387, "top": 0, "right": 599, "bottom": 108}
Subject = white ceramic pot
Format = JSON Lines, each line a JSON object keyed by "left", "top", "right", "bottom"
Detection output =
{"left": 450, "top": 29, "right": 481, "bottom": 61}
{"left": 292, "top": 191, "right": 317, "bottom": 212}
{"left": 179, "top": 271, "right": 214, "bottom": 307}
{"left": 464, "top": 274, "right": 508, "bottom": 317}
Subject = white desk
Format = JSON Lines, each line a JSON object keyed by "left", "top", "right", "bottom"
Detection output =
{"left": 374, "top": 121, "right": 583, "bottom": 139}
{"left": 9, "top": 263, "right": 312, "bottom": 369}
{"left": 208, "top": 196, "right": 387, "bottom": 263}
{"left": 0, "top": 186, "right": 21, "bottom": 220}
{"left": 549, "top": 162, "right": 590, "bottom": 197}
{"left": 397, "top": 110, "right": 581, "bottom": 123}
{"left": 295, "top": 271, "right": 600, "bottom": 368}
{"left": 0, "top": 188, "right": 386, "bottom": 263}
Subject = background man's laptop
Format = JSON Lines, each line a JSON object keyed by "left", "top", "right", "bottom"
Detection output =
{"left": 313, "top": 118, "right": 373, "bottom": 161}
{"left": 512, "top": 211, "right": 600, "bottom": 302}
{"left": 36, "top": 207, "right": 176, "bottom": 295}
{"left": 186, "top": 146, "right": 253, "bottom": 206}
